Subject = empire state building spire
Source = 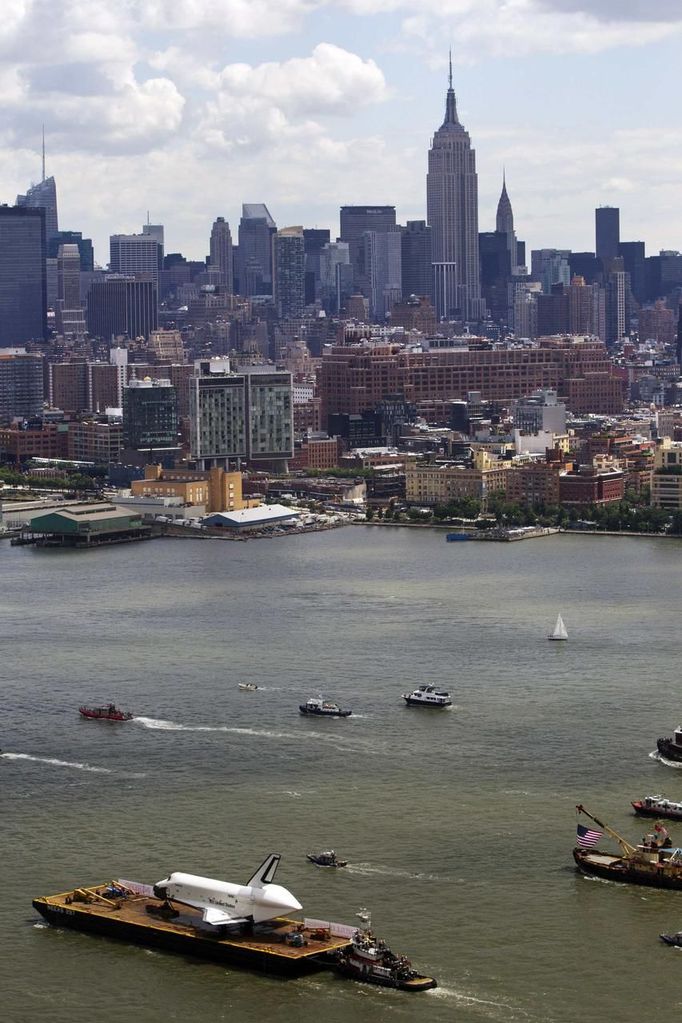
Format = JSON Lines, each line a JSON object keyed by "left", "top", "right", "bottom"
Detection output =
{"left": 442, "top": 49, "right": 461, "bottom": 128}
{"left": 426, "top": 57, "right": 485, "bottom": 322}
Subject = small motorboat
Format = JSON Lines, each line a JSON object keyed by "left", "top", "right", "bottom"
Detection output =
{"left": 402, "top": 685, "right": 451, "bottom": 708}
{"left": 79, "top": 703, "right": 133, "bottom": 722}
{"left": 299, "top": 697, "right": 352, "bottom": 718}
{"left": 306, "top": 850, "right": 347, "bottom": 868}
{"left": 238, "top": 683, "right": 259, "bottom": 691}
{"left": 632, "top": 795, "right": 682, "bottom": 821}
{"left": 660, "top": 932, "right": 682, "bottom": 947}
{"left": 548, "top": 614, "right": 568, "bottom": 641}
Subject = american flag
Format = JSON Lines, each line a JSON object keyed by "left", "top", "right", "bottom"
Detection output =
{"left": 576, "top": 824, "right": 602, "bottom": 848}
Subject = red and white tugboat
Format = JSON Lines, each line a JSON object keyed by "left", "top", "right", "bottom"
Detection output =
{"left": 331, "top": 911, "right": 437, "bottom": 992}
{"left": 79, "top": 703, "right": 133, "bottom": 722}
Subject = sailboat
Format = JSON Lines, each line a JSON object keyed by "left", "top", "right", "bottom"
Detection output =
{"left": 548, "top": 614, "right": 568, "bottom": 641}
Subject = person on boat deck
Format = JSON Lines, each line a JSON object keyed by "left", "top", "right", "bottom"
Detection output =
{"left": 654, "top": 822, "right": 672, "bottom": 848}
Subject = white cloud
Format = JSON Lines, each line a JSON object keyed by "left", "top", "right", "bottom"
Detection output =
{"left": 340, "top": 0, "right": 682, "bottom": 58}
{"left": 138, "top": 0, "right": 320, "bottom": 36}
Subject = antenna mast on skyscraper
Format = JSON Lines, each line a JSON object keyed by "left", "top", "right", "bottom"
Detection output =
{"left": 448, "top": 48, "right": 453, "bottom": 89}
{"left": 41, "top": 125, "right": 45, "bottom": 182}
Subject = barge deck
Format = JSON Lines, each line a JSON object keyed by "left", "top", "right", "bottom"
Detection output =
{"left": 33, "top": 881, "right": 352, "bottom": 977}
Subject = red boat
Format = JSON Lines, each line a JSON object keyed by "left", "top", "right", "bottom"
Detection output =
{"left": 79, "top": 703, "right": 133, "bottom": 722}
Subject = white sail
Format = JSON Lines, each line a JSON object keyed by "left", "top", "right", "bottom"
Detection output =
{"left": 549, "top": 614, "right": 568, "bottom": 641}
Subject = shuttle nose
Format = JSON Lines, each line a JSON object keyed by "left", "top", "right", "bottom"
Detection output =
{"left": 260, "top": 884, "right": 303, "bottom": 916}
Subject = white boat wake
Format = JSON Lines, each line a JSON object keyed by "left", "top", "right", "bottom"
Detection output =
{"left": 1, "top": 752, "right": 111, "bottom": 774}
{"left": 133, "top": 717, "right": 368, "bottom": 753}
{"left": 649, "top": 751, "right": 682, "bottom": 770}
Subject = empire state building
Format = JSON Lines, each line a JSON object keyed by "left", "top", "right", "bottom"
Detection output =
{"left": 427, "top": 61, "right": 485, "bottom": 322}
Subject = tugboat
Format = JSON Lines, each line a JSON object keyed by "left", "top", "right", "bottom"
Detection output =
{"left": 656, "top": 726, "right": 682, "bottom": 763}
{"left": 330, "top": 913, "right": 436, "bottom": 992}
{"left": 306, "top": 850, "right": 347, "bottom": 868}
{"left": 402, "top": 685, "right": 451, "bottom": 708}
{"left": 632, "top": 795, "right": 682, "bottom": 822}
{"left": 299, "top": 697, "right": 352, "bottom": 718}
{"left": 573, "top": 805, "right": 682, "bottom": 889}
{"left": 79, "top": 703, "right": 133, "bottom": 722}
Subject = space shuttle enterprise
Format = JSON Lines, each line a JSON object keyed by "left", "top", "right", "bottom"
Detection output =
{"left": 153, "top": 853, "right": 303, "bottom": 927}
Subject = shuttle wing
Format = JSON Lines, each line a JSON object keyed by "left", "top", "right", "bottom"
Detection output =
{"left": 202, "top": 907, "right": 247, "bottom": 926}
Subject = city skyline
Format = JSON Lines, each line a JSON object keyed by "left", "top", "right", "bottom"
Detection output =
{"left": 1, "top": 2, "right": 681, "bottom": 263}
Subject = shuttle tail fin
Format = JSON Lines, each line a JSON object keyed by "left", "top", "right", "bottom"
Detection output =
{"left": 246, "top": 853, "right": 281, "bottom": 888}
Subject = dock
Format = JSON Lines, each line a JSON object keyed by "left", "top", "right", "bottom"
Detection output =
{"left": 33, "top": 882, "right": 352, "bottom": 977}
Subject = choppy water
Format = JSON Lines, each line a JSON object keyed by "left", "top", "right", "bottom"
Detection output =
{"left": 1, "top": 527, "right": 681, "bottom": 1023}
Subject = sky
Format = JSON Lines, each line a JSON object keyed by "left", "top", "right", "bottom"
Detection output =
{"left": 1, "top": 0, "right": 681, "bottom": 265}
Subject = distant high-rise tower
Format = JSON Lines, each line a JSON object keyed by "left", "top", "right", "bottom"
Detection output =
{"left": 496, "top": 173, "right": 518, "bottom": 275}
{"left": 209, "top": 217, "right": 234, "bottom": 294}
{"left": 426, "top": 56, "right": 484, "bottom": 321}
{"left": 273, "top": 226, "right": 306, "bottom": 320}
{"left": 0, "top": 206, "right": 47, "bottom": 345}
{"left": 595, "top": 206, "right": 620, "bottom": 263}
{"left": 16, "top": 131, "right": 59, "bottom": 244}
{"left": 237, "top": 204, "right": 277, "bottom": 297}
{"left": 339, "top": 206, "right": 397, "bottom": 295}
{"left": 56, "top": 243, "right": 86, "bottom": 337}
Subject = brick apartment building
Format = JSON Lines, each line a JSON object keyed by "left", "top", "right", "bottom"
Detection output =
{"left": 318, "top": 337, "right": 624, "bottom": 426}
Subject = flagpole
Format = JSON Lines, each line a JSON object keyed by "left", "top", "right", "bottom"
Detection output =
{"left": 576, "top": 805, "right": 636, "bottom": 856}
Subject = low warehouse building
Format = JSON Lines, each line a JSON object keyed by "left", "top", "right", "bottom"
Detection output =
{"left": 19, "top": 504, "right": 153, "bottom": 548}
{"left": 203, "top": 504, "right": 300, "bottom": 531}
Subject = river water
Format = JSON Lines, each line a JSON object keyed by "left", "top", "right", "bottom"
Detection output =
{"left": 1, "top": 527, "right": 681, "bottom": 1023}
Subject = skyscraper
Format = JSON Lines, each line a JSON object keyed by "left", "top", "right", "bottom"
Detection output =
{"left": 0, "top": 350, "right": 44, "bottom": 422}
{"left": 426, "top": 58, "right": 484, "bottom": 321}
{"left": 16, "top": 134, "right": 59, "bottom": 244}
{"left": 319, "top": 242, "right": 351, "bottom": 313}
{"left": 618, "top": 241, "right": 646, "bottom": 304}
{"left": 110, "top": 232, "right": 162, "bottom": 288}
{"left": 339, "top": 206, "right": 396, "bottom": 294}
{"left": 56, "top": 243, "right": 86, "bottom": 337}
{"left": 303, "top": 228, "right": 331, "bottom": 304}
{"left": 0, "top": 206, "right": 47, "bottom": 345}
{"left": 209, "top": 217, "right": 234, "bottom": 293}
{"left": 123, "top": 378, "right": 178, "bottom": 452}
{"left": 273, "top": 226, "right": 306, "bottom": 319}
{"left": 496, "top": 174, "right": 518, "bottom": 275}
{"left": 363, "top": 230, "right": 402, "bottom": 320}
{"left": 401, "top": 221, "right": 433, "bottom": 301}
{"left": 595, "top": 206, "right": 620, "bottom": 263}
{"left": 86, "top": 276, "right": 158, "bottom": 341}
{"left": 237, "top": 204, "right": 277, "bottom": 296}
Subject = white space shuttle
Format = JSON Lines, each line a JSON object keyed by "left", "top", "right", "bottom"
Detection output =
{"left": 153, "top": 853, "right": 302, "bottom": 927}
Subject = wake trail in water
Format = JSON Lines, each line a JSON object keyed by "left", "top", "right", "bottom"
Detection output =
{"left": 347, "top": 861, "right": 455, "bottom": 883}
{"left": 134, "top": 716, "right": 369, "bottom": 753}
{"left": 649, "top": 750, "right": 682, "bottom": 769}
{"left": 1, "top": 752, "right": 112, "bottom": 774}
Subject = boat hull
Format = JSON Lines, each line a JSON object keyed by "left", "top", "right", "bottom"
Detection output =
{"left": 632, "top": 801, "right": 682, "bottom": 822}
{"left": 573, "top": 848, "right": 682, "bottom": 890}
{"left": 79, "top": 709, "right": 132, "bottom": 721}
{"left": 402, "top": 697, "right": 451, "bottom": 708}
{"left": 660, "top": 933, "right": 682, "bottom": 947}
{"left": 656, "top": 739, "right": 682, "bottom": 762}
{"left": 33, "top": 898, "right": 334, "bottom": 978}
{"left": 299, "top": 707, "right": 352, "bottom": 717}
{"left": 306, "top": 856, "right": 347, "bottom": 868}
{"left": 333, "top": 960, "right": 437, "bottom": 991}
